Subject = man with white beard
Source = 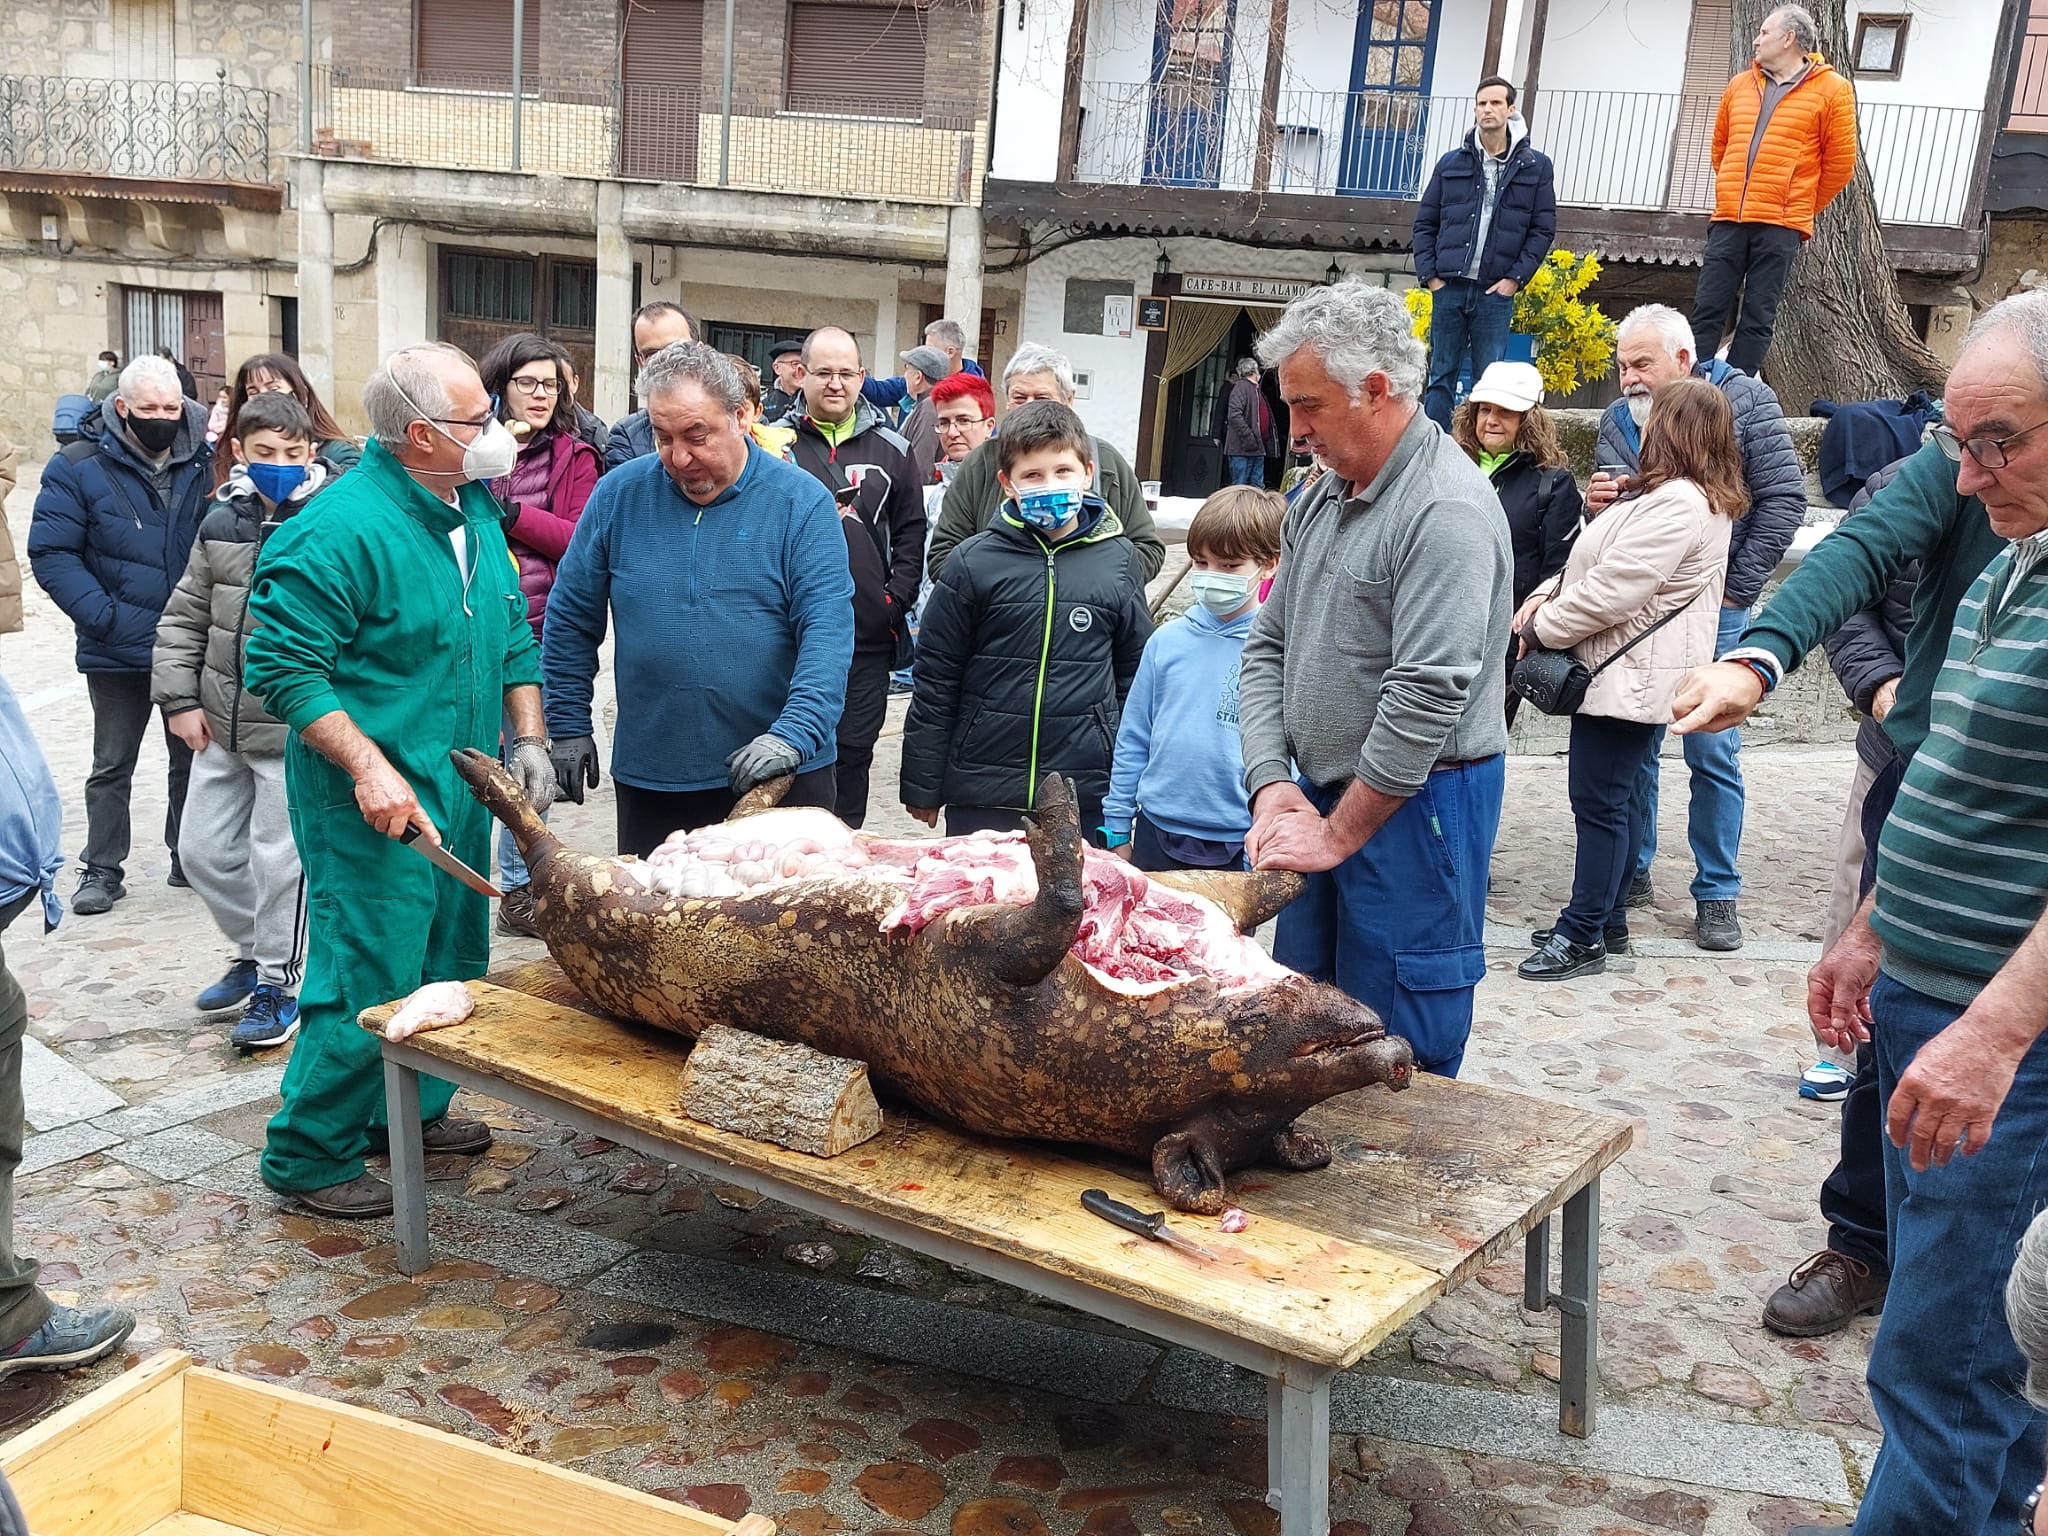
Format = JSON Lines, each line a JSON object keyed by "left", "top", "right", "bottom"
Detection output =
{"left": 1584, "top": 304, "right": 1803, "bottom": 952}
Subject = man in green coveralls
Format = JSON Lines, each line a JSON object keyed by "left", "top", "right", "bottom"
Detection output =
{"left": 243, "top": 343, "right": 557, "bottom": 1217}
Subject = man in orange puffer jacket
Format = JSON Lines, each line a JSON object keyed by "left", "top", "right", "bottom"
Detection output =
{"left": 1689, "top": 4, "right": 1857, "bottom": 376}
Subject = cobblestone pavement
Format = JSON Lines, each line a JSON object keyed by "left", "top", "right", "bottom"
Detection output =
{"left": 4, "top": 472, "right": 1873, "bottom": 1535}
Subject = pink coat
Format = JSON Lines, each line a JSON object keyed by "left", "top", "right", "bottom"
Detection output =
{"left": 1530, "top": 478, "right": 1732, "bottom": 724}
{"left": 503, "top": 430, "right": 600, "bottom": 637}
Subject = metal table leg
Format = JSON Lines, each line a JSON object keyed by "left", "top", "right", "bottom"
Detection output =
{"left": 1523, "top": 1211, "right": 1550, "bottom": 1312}
{"left": 1557, "top": 1174, "right": 1600, "bottom": 1438}
{"left": 384, "top": 1056, "right": 429, "bottom": 1276}
{"left": 1265, "top": 1362, "right": 1334, "bottom": 1536}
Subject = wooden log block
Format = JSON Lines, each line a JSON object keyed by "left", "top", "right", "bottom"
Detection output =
{"left": 678, "top": 1024, "right": 883, "bottom": 1156}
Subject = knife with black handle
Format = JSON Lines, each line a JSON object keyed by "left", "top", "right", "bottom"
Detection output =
{"left": 1080, "top": 1187, "right": 1218, "bottom": 1260}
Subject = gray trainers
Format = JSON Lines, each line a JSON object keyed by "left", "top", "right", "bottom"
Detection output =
{"left": 0, "top": 1304, "right": 135, "bottom": 1378}
{"left": 1696, "top": 899, "right": 1744, "bottom": 951}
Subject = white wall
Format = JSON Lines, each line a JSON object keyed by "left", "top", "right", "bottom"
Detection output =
{"left": 1019, "top": 236, "right": 1408, "bottom": 459}
{"left": 1845, "top": 0, "right": 2000, "bottom": 110}
{"left": 992, "top": 0, "right": 1071, "bottom": 180}
{"left": 1844, "top": 0, "right": 1996, "bottom": 225}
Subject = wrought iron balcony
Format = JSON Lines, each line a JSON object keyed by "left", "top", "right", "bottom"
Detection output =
{"left": 1076, "top": 81, "right": 1982, "bottom": 229}
{"left": 310, "top": 67, "right": 986, "bottom": 206}
{"left": 0, "top": 73, "right": 275, "bottom": 186}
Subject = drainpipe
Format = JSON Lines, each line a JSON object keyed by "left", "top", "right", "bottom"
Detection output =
{"left": 719, "top": 0, "right": 735, "bottom": 185}
{"left": 299, "top": 0, "right": 312, "bottom": 154}
{"left": 511, "top": 0, "right": 525, "bottom": 173}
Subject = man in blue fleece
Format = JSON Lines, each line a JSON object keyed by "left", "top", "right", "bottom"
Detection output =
{"left": 542, "top": 343, "right": 854, "bottom": 855}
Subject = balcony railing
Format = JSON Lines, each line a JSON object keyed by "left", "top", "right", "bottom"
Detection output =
{"left": 1076, "top": 82, "right": 1982, "bottom": 229}
{"left": 310, "top": 68, "right": 985, "bottom": 205}
{"left": 0, "top": 73, "right": 274, "bottom": 185}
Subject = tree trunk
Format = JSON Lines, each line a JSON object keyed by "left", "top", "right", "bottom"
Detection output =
{"left": 1726, "top": 0, "right": 1947, "bottom": 405}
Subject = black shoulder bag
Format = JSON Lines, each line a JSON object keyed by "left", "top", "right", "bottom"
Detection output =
{"left": 1511, "top": 585, "right": 1707, "bottom": 717}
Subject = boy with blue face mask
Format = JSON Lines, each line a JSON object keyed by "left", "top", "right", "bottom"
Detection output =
{"left": 1103, "top": 486, "right": 1283, "bottom": 870}
{"left": 901, "top": 400, "right": 1153, "bottom": 838}
{"left": 151, "top": 391, "right": 329, "bottom": 1050}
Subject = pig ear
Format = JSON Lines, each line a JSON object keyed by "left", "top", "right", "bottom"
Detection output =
{"left": 1151, "top": 1130, "right": 1232, "bottom": 1215}
{"left": 1145, "top": 869, "right": 1305, "bottom": 933}
{"left": 730, "top": 775, "right": 795, "bottom": 819}
{"left": 950, "top": 774, "right": 1085, "bottom": 988}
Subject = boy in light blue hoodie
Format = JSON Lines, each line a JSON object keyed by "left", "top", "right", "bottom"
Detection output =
{"left": 1102, "top": 487, "right": 1283, "bottom": 870}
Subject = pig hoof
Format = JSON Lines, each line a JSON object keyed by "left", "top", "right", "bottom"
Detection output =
{"left": 1152, "top": 1131, "right": 1231, "bottom": 1215}
{"left": 1267, "top": 1124, "right": 1331, "bottom": 1171}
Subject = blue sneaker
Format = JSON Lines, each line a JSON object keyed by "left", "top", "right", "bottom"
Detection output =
{"left": 1800, "top": 1061, "right": 1854, "bottom": 1102}
{"left": 231, "top": 986, "right": 300, "bottom": 1052}
{"left": 0, "top": 1303, "right": 134, "bottom": 1378}
{"left": 196, "top": 958, "right": 258, "bottom": 1013}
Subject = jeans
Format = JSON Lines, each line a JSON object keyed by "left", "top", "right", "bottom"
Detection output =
{"left": 614, "top": 769, "right": 839, "bottom": 859}
{"left": 1273, "top": 757, "right": 1504, "bottom": 1077}
{"left": 82, "top": 671, "right": 192, "bottom": 880}
{"left": 1633, "top": 604, "right": 1748, "bottom": 900}
{"left": 1858, "top": 970, "right": 2048, "bottom": 1534}
{"left": 1555, "top": 714, "right": 1658, "bottom": 946}
{"left": 0, "top": 893, "right": 52, "bottom": 1350}
{"left": 1423, "top": 278, "right": 1515, "bottom": 430}
{"left": 1819, "top": 750, "right": 1904, "bottom": 1275}
{"left": 1689, "top": 220, "right": 1803, "bottom": 376}
{"left": 1223, "top": 455, "right": 1266, "bottom": 488}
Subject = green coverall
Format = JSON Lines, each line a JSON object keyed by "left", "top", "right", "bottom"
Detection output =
{"left": 243, "top": 441, "right": 539, "bottom": 1192}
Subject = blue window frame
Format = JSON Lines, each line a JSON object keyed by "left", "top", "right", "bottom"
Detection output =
{"left": 1143, "top": 0, "right": 1237, "bottom": 188}
{"left": 1337, "top": 0, "right": 1443, "bottom": 197}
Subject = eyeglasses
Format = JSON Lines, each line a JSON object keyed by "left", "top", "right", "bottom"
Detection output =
{"left": 428, "top": 394, "right": 499, "bottom": 430}
{"left": 508, "top": 375, "right": 563, "bottom": 397}
{"left": 807, "top": 370, "right": 863, "bottom": 385}
{"left": 936, "top": 416, "right": 991, "bottom": 432}
{"left": 1933, "top": 418, "right": 2048, "bottom": 469}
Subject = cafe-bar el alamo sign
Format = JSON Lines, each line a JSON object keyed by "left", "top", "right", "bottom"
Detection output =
{"left": 1178, "top": 274, "right": 1321, "bottom": 303}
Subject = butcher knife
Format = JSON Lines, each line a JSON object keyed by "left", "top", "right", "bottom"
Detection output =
{"left": 399, "top": 825, "right": 503, "bottom": 898}
{"left": 1080, "top": 1188, "right": 1218, "bottom": 1261}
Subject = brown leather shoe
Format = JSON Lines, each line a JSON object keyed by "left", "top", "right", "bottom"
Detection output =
{"left": 366, "top": 1117, "right": 493, "bottom": 1157}
{"left": 292, "top": 1173, "right": 394, "bottom": 1219}
{"left": 1763, "top": 1250, "right": 1887, "bottom": 1337}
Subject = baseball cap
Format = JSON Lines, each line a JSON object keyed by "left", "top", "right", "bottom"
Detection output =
{"left": 1466, "top": 360, "right": 1544, "bottom": 412}
{"left": 900, "top": 344, "right": 955, "bottom": 381}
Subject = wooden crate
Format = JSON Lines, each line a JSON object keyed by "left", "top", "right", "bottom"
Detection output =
{"left": 0, "top": 1352, "right": 774, "bottom": 1536}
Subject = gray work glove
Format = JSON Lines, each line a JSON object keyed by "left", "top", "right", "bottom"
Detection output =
{"left": 726, "top": 732, "right": 800, "bottom": 794}
{"left": 507, "top": 736, "right": 557, "bottom": 815}
{"left": 550, "top": 734, "right": 600, "bottom": 805}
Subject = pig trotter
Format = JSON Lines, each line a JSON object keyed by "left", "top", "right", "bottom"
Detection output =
{"left": 732, "top": 774, "right": 795, "bottom": 819}
{"left": 1267, "top": 1122, "right": 1332, "bottom": 1171}
{"left": 1152, "top": 1129, "right": 1232, "bottom": 1215}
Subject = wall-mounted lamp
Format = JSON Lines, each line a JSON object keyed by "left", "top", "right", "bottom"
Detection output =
{"left": 1155, "top": 249, "right": 1173, "bottom": 276}
{"left": 1325, "top": 260, "right": 1343, "bottom": 285}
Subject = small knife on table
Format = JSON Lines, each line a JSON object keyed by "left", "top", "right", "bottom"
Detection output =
{"left": 399, "top": 825, "right": 503, "bottom": 898}
{"left": 1081, "top": 1187, "right": 1219, "bottom": 1261}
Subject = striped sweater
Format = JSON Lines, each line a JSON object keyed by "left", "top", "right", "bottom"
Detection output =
{"left": 1873, "top": 535, "right": 2048, "bottom": 1003}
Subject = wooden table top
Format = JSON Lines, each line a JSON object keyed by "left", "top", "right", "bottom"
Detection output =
{"left": 362, "top": 961, "right": 1631, "bottom": 1370}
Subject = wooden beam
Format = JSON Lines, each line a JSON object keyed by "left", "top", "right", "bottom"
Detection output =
{"left": 1252, "top": 0, "right": 1292, "bottom": 192}
{"left": 1518, "top": 0, "right": 1554, "bottom": 126}
{"left": 1968, "top": 0, "right": 2028, "bottom": 226}
{"left": 1056, "top": 0, "right": 1092, "bottom": 181}
{"left": 1481, "top": 0, "right": 1512, "bottom": 79}
{"left": 1135, "top": 274, "right": 1178, "bottom": 480}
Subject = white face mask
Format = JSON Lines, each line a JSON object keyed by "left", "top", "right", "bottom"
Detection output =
{"left": 391, "top": 374, "right": 520, "bottom": 484}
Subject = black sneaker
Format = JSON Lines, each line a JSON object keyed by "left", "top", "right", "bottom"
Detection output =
{"left": 495, "top": 883, "right": 541, "bottom": 938}
{"left": 1532, "top": 923, "right": 1629, "bottom": 954}
{"left": 1624, "top": 872, "right": 1654, "bottom": 909}
{"left": 1518, "top": 932, "right": 1607, "bottom": 981}
{"left": 70, "top": 870, "right": 125, "bottom": 916}
{"left": 167, "top": 857, "right": 190, "bottom": 889}
{"left": 1696, "top": 899, "right": 1743, "bottom": 951}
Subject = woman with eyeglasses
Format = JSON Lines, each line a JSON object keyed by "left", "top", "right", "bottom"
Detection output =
{"left": 212, "top": 352, "right": 359, "bottom": 485}
{"left": 477, "top": 332, "right": 601, "bottom": 938}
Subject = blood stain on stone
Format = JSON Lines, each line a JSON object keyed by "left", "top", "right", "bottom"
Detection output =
{"left": 437, "top": 1384, "right": 518, "bottom": 1439}
{"left": 524, "top": 1366, "right": 574, "bottom": 1393}
{"left": 853, "top": 1461, "right": 949, "bottom": 1520}
{"left": 304, "top": 1234, "right": 367, "bottom": 1259}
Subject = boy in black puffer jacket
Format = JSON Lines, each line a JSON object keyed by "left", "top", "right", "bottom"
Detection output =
{"left": 901, "top": 401, "right": 1152, "bottom": 838}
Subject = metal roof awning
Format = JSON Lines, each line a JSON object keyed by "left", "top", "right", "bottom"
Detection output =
{"left": 0, "top": 169, "right": 284, "bottom": 213}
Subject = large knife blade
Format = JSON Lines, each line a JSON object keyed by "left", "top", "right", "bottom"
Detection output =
{"left": 399, "top": 825, "right": 502, "bottom": 898}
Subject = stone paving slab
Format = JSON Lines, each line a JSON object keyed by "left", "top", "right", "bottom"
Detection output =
{"left": 22, "top": 1035, "right": 123, "bottom": 1129}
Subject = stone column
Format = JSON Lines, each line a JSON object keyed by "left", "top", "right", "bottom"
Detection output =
{"left": 374, "top": 220, "right": 431, "bottom": 363}
{"left": 594, "top": 180, "right": 632, "bottom": 425}
{"left": 295, "top": 156, "right": 335, "bottom": 403}
{"left": 874, "top": 287, "right": 901, "bottom": 378}
{"left": 944, "top": 205, "right": 985, "bottom": 361}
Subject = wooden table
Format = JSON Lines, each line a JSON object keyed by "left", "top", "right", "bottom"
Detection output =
{"left": 368, "top": 962, "right": 1630, "bottom": 1536}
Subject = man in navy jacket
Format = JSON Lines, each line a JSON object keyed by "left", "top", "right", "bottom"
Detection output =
{"left": 27, "top": 355, "right": 209, "bottom": 915}
{"left": 1412, "top": 78, "right": 1557, "bottom": 429}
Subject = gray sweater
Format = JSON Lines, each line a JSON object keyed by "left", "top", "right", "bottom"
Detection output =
{"left": 1241, "top": 411, "right": 1512, "bottom": 799}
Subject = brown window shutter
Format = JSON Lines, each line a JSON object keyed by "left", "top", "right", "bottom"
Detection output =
{"left": 417, "top": 0, "right": 544, "bottom": 90}
{"left": 2013, "top": 0, "right": 2048, "bottom": 129}
{"left": 1665, "top": 0, "right": 1732, "bottom": 210}
{"left": 786, "top": 2, "right": 928, "bottom": 118}
{"left": 621, "top": 0, "right": 706, "bottom": 177}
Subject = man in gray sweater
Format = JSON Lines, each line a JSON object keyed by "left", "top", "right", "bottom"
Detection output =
{"left": 1241, "top": 281, "right": 1513, "bottom": 1077}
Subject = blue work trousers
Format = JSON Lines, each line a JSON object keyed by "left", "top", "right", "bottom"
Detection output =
{"left": 1633, "top": 603, "right": 1748, "bottom": 900}
{"left": 1423, "top": 279, "right": 1514, "bottom": 430}
{"left": 1855, "top": 970, "right": 2048, "bottom": 1534}
{"left": 1272, "top": 757, "right": 1504, "bottom": 1077}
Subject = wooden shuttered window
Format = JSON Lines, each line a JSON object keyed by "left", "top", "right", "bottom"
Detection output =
{"left": 620, "top": 0, "right": 706, "bottom": 178}
{"left": 785, "top": 2, "right": 928, "bottom": 118}
{"left": 1665, "top": 0, "right": 1732, "bottom": 211}
{"left": 417, "top": 0, "right": 544, "bottom": 90}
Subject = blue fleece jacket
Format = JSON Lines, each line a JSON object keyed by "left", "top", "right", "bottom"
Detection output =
{"left": 1102, "top": 601, "right": 1256, "bottom": 842}
{"left": 0, "top": 670, "right": 64, "bottom": 929}
{"left": 540, "top": 444, "right": 855, "bottom": 792}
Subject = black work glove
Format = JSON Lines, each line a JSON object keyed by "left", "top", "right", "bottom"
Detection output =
{"left": 550, "top": 735, "right": 600, "bottom": 804}
{"left": 725, "top": 732, "right": 800, "bottom": 794}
